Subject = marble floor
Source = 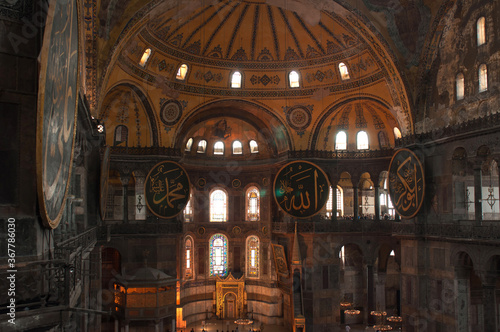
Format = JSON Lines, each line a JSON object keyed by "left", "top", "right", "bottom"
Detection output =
{"left": 180, "top": 321, "right": 401, "bottom": 332}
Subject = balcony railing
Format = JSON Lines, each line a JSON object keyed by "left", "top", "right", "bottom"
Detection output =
{"left": 392, "top": 223, "right": 500, "bottom": 241}
{"left": 272, "top": 220, "right": 500, "bottom": 240}
{"left": 272, "top": 220, "right": 394, "bottom": 233}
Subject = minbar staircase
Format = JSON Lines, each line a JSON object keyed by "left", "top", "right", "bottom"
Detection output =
{"left": 293, "top": 270, "right": 305, "bottom": 332}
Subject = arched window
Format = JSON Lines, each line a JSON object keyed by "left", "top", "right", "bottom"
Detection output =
{"left": 210, "top": 189, "right": 227, "bottom": 222}
{"left": 335, "top": 131, "right": 347, "bottom": 150}
{"left": 176, "top": 64, "right": 189, "bottom": 80}
{"left": 477, "top": 17, "right": 486, "bottom": 46}
{"left": 246, "top": 187, "right": 260, "bottom": 221}
{"left": 185, "top": 138, "right": 193, "bottom": 152}
{"left": 231, "top": 71, "right": 242, "bottom": 88}
{"left": 183, "top": 192, "right": 193, "bottom": 222}
{"left": 139, "top": 48, "right": 152, "bottom": 67}
{"left": 339, "top": 62, "right": 350, "bottom": 80}
{"left": 197, "top": 140, "right": 207, "bottom": 153}
{"left": 249, "top": 140, "right": 259, "bottom": 153}
{"left": 289, "top": 71, "right": 300, "bottom": 88}
{"left": 326, "top": 186, "right": 343, "bottom": 217}
{"left": 393, "top": 127, "right": 402, "bottom": 140}
{"left": 232, "top": 141, "right": 243, "bottom": 155}
{"left": 378, "top": 131, "right": 390, "bottom": 149}
{"left": 214, "top": 141, "right": 224, "bottom": 155}
{"left": 456, "top": 73, "right": 465, "bottom": 100}
{"left": 357, "top": 131, "right": 369, "bottom": 150}
{"left": 479, "top": 64, "right": 488, "bottom": 92}
{"left": 185, "top": 237, "right": 193, "bottom": 279}
{"left": 114, "top": 125, "right": 128, "bottom": 146}
{"left": 210, "top": 234, "right": 228, "bottom": 277}
{"left": 246, "top": 236, "right": 260, "bottom": 277}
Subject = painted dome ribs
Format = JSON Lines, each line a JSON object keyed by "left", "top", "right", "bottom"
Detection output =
{"left": 225, "top": 3, "right": 251, "bottom": 59}
{"left": 292, "top": 13, "right": 325, "bottom": 55}
{"left": 201, "top": 1, "right": 241, "bottom": 56}
{"left": 318, "top": 21, "right": 344, "bottom": 46}
{"left": 250, "top": 5, "right": 260, "bottom": 60}
{"left": 277, "top": 7, "right": 304, "bottom": 59}
{"left": 165, "top": 4, "right": 214, "bottom": 43}
{"left": 154, "top": 17, "right": 173, "bottom": 33}
{"left": 266, "top": 5, "right": 280, "bottom": 60}
{"left": 181, "top": 1, "right": 234, "bottom": 50}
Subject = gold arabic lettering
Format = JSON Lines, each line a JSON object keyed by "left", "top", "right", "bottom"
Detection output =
{"left": 395, "top": 157, "right": 418, "bottom": 212}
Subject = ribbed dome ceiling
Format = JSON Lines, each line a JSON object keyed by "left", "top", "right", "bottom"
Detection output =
{"left": 144, "top": 0, "right": 361, "bottom": 65}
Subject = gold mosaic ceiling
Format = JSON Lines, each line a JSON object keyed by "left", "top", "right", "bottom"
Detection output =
{"left": 100, "top": 0, "right": 416, "bottom": 151}
{"left": 145, "top": 0, "right": 360, "bottom": 63}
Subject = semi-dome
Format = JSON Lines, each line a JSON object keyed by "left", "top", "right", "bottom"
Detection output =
{"left": 99, "top": 0, "right": 412, "bottom": 153}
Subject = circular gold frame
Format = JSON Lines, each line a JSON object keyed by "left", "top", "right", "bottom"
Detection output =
{"left": 388, "top": 148, "right": 425, "bottom": 219}
{"left": 144, "top": 161, "right": 192, "bottom": 219}
{"left": 273, "top": 160, "right": 331, "bottom": 219}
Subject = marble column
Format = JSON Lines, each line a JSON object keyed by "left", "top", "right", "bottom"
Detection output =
{"left": 455, "top": 275, "right": 469, "bottom": 332}
{"left": 375, "top": 272, "right": 386, "bottom": 312}
{"left": 374, "top": 184, "right": 380, "bottom": 221}
{"left": 353, "top": 187, "right": 359, "bottom": 221}
{"left": 331, "top": 185, "right": 337, "bottom": 221}
{"left": 365, "top": 264, "right": 375, "bottom": 324}
{"left": 482, "top": 282, "right": 497, "bottom": 331}
{"left": 473, "top": 166, "right": 483, "bottom": 224}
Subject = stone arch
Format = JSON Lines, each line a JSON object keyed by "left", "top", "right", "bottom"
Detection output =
{"left": 99, "top": 82, "right": 159, "bottom": 147}
{"left": 174, "top": 99, "right": 293, "bottom": 155}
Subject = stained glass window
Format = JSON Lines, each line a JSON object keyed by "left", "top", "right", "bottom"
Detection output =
{"left": 246, "top": 236, "right": 259, "bottom": 277}
{"left": 246, "top": 187, "right": 260, "bottom": 221}
{"left": 210, "top": 189, "right": 227, "bottom": 222}
{"left": 210, "top": 234, "right": 228, "bottom": 277}
{"left": 185, "top": 237, "right": 193, "bottom": 279}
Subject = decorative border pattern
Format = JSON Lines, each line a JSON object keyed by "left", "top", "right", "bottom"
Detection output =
{"left": 118, "top": 53, "right": 386, "bottom": 98}
{"left": 141, "top": 28, "right": 368, "bottom": 70}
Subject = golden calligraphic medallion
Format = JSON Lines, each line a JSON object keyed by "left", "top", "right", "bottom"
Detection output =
{"left": 99, "top": 146, "right": 111, "bottom": 220}
{"left": 144, "top": 161, "right": 191, "bottom": 219}
{"left": 273, "top": 160, "right": 330, "bottom": 218}
{"left": 388, "top": 148, "right": 425, "bottom": 219}
{"left": 36, "top": 0, "right": 79, "bottom": 229}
